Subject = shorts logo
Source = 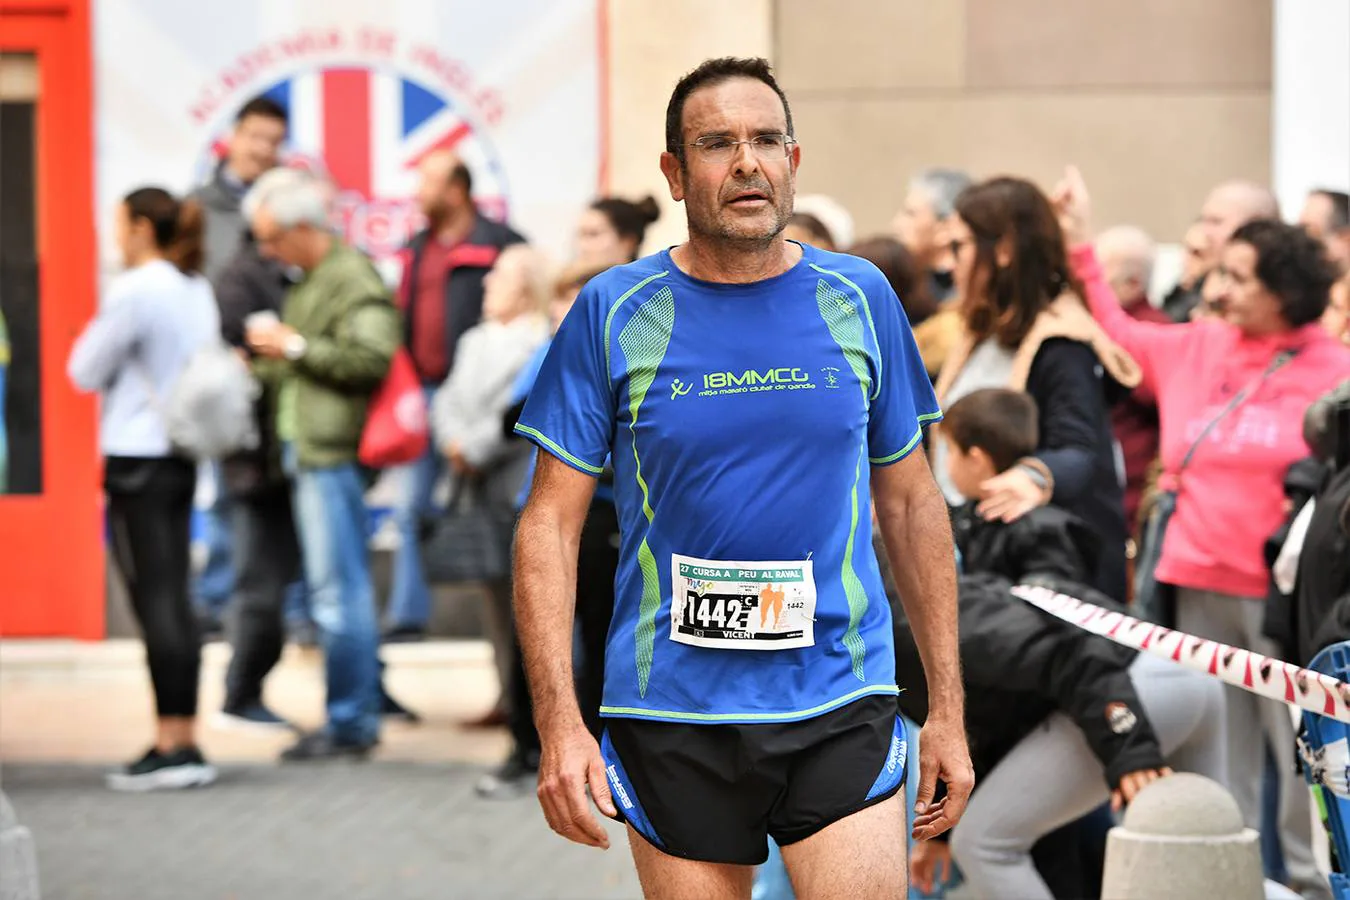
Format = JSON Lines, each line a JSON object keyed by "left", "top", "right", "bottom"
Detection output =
{"left": 885, "top": 734, "right": 905, "bottom": 775}
{"left": 1106, "top": 702, "right": 1138, "bottom": 735}
{"left": 606, "top": 764, "right": 634, "bottom": 810}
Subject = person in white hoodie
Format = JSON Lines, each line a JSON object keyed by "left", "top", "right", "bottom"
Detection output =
{"left": 431, "top": 243, "right": 550, "bottom": 715}
{"left": 68, "top": 187, "right": 220, "bottom": 791}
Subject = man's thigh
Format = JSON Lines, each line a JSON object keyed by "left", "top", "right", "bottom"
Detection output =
{"left": 627, "top": 828, "right": 754, "bottom": 900}
{"left": 778, "top": 792, "right": 907, "bottom": 900}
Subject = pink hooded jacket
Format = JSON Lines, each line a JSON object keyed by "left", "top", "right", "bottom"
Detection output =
{"left": 1073, "top": 245, "right": 1350, "bottom": 599}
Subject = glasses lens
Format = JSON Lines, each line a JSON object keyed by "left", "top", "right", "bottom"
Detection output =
{"left": 751, "top": 134, "right": 788, "bottom": 159}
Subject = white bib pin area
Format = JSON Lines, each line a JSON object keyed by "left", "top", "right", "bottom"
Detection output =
{"left": 669, "top": 554, "right": 817, "bottom": 651}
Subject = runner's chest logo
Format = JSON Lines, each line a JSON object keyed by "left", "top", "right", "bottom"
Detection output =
{"left": 682, "top": 366, "right": 818, "bottom": 399}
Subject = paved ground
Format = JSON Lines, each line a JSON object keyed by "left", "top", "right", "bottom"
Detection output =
{"left": 0, "top": 639, "right": 643, "bottom": 900}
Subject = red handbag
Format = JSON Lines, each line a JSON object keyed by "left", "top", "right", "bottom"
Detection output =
{"left": 359, "top": 347, "right": 429, "bottom": 468}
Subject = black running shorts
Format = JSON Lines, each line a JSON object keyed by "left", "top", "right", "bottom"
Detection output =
{"left": 599, "top": 695, "right": 907, "bottom": 865}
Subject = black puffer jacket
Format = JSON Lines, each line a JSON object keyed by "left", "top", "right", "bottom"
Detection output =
{"left": 886, "top": 506, "right": 1166, "bottom": 790}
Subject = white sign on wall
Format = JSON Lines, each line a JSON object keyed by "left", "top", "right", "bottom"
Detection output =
{"left": 94, "top": 0, "right": 605, "bottom": 272}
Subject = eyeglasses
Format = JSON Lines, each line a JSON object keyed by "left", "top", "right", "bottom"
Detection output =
{"left": 682, "top": 133, "right": 795, "bottom": 163}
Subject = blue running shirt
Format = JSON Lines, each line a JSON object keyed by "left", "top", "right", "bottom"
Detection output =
{"left": 515, "top": 243, "right": 941, "bottom": 723}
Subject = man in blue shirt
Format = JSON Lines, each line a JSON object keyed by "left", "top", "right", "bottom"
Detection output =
{"left": 513, "top": 57, "right": 971, "bottom": 899}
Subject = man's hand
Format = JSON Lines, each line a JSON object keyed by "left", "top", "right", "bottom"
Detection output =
{"left": 246, "top": 321, "right": 299, "bottom": 360}
{"left": 911, "top": 714, "right": 974, "bottom": 841}
{"left": 910, "top": 837, "right": 953, "bottom": 894}
{"left": 1112, "top": 766, "right": 1173, "bottom": 812}
{"left": 446, "top": 441, "right": 474, "bottom": 476}
{"left": 536, "top": 725, "right": 618, "bottom": 849}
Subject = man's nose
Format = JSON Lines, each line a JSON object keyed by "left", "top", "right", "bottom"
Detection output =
{"left": 730, "top": 141, "right": 762, "bottom": 178}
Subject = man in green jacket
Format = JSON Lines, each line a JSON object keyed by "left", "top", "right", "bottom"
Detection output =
{"left": 243, "top": 168, "right": 398, "bottom": 760}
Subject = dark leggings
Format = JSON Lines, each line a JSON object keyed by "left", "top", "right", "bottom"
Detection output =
{"left": 105, "top": 456, "right": 200, "bottom": 718}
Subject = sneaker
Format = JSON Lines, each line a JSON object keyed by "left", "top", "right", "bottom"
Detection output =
{"left": 279, "top": 730, "right": 375, "bottom": 763}
{"left": 475, "top": 751, "right": 539, "bottom": 800}
{"left": 381, "top": 625, "right": 426, "bottom": 644}
{"left": 379, "top": 689, "right": 422, "bottom": 725}
{"left": 215, "top": 702, "right": 294, "bottom": 732}
{"left": 107, "top": 746, "right": 217, "bottom": 792}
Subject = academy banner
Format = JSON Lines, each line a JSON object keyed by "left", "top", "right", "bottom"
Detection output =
{"left": 94, "top": 0, "right": 606, "bottom": 276}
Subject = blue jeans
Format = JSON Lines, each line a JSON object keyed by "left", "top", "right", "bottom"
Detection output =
{"left": 192, "top": 464, "right": 235, "bottom": 619}
{"left": 753, "top": 714, "right": 950, "bottom": 900}
{"left": 290, "top": 453, "right": 381, "bottom": 745}
{"left": 384, "top": 388, "right": 442, "bottom": 629}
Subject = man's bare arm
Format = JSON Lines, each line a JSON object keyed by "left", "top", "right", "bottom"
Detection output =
{"left": 873, "top": 450, "right": 961, "bottom": 717}
{"left": 872, "top": 448, "right": 972, "bottom": 839}
{"left": 514, "top": 451, "right": 597, "bottom": 737}
{"left": 514, "top": 451, "right": 616, "bottom": 849}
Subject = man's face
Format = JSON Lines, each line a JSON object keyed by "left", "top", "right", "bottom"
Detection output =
{"left": 1300, "top": 193, "right": 1336, "bottom": 240}
{"left": 227, "top": 114, "right": 286, "bottom": 184}
{"left": 1198, "top": 187, "right": 1253, "bottom": 267}
{"left": 251, "top": 207, "right": 310, "bottom": 270}
{"left": 892, "top": 188, "right": 940, "bottom": 262}
{"left": 1097, "top": 248, "right": 1147, "bottom": 308}
{"left": 660, "top": 78, "right": 799, "bottom": 246}
{"left": 415, "top": 154, "right": 466, "bottom": 221}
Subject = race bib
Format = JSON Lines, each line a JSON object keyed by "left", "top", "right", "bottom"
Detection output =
{"left": 669, "top": 554, "right": 816, "bottom": 650}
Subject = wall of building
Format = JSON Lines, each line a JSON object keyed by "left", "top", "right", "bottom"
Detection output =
{"left": 605, "top": 0, "right": 774, "bottom": 253}
{"left": 615, "top": 0, "right": 1274, "bottom": 252}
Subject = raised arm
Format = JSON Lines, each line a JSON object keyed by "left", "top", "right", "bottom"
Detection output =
{"left": 1054, "top": 165, "right": 1194, "bottom": 394}
{"left": 873, "top": 450, "right": 973, "bottom": 840}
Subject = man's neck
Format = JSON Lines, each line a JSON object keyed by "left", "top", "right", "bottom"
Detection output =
{"left": 673, "top": 233, "right": 801, "bottom": 284}
{"left": 433, "top": 205, "right": 477, "bottom": 244}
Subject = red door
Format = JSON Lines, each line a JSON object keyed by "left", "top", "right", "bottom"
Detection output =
{"left": 0, "top": 0, "right": 102, "bottom": 638}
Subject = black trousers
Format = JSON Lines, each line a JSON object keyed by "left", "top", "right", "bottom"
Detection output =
{"left": 508, "top": 499, "right": 619, "bottom": 757}
{"left": 224, "top": 484, "right": 302, "bottom": 710}
{"left": 105, "top": 456, "right": 200, "bottom": 718}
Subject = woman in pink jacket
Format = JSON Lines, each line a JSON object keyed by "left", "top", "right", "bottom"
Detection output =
{"left": 1056, "top": 166, "right": 1347, "bottom": 900}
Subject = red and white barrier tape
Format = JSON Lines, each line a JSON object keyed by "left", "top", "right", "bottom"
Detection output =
{"left": 1010, "top": 583, "right": 1350, "bottom": 724}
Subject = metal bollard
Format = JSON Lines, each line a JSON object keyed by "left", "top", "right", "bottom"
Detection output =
{"left": 1101, "top": 773, "right": 1263, "bottom": 900}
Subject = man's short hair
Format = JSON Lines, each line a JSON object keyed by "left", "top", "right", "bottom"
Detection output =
{"left": 664, "top": 57, "right": 793, "bottom": 163}
{"left": 942, "top": 389, "right": 1039, "bottom": 473}
{"left": 909, "top": 168, "right": 973, "bottom": 221}
{"left": 235, "top": 95, "right": 289, "bottom": 127}
{"left": 1313, "top": 189, "right": 1350, "bottom": 232}
{"left": 450, "top": 161, "right": 472, "bottom": 195}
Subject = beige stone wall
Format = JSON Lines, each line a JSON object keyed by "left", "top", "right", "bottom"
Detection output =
{"left": 774, "top": 0, "right": 1273, "bottom": 245}
{"left": 605, "top": 0, "right": 774, "bottom": 253}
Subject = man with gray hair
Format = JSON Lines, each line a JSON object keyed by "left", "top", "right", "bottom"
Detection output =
{"left": 1094, "top": 225, "right": 1172, "bottom": 538}
{"left": 1165, "top": 179, "right": 1280, "bottom": 322}
{"left": 243, "top": 167, "right": 401, "bottom": 761}
{"left": 892, "top": 167, "right": 972, "bottom": 303}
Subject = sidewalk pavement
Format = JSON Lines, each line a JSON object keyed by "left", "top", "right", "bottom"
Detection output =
{"left": 0, "top": 639, "right": 641, "bottom": 899}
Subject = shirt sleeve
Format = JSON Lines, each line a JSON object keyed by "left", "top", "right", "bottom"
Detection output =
{"left": 513, "top": 284, "right": 614, "bottom": 476}
{"left": 867, "top": 275, "right": 942, "bottom": 465}
{"left": 67, "top": 284, "right": 142, "bottom": 393}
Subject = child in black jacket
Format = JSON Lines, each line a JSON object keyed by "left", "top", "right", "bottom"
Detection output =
{"left": 888, "top": 388, "right": 1226, "bottom": 899}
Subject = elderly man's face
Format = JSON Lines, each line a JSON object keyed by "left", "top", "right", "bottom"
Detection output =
{"left": 893, "top": 188, "right": 942, "bottom": 264}
{"left": 252, "top": 207, "right": 311, "bottom": 270}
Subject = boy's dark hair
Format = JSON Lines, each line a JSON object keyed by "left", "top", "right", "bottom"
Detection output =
{"left": 235, "top": 95, "right": 289, "bottom": 127}
{"left": 943, "top": 389, "right": 1039, "bottom": 472}
{"left": 664, "top": 57, "right": 793, "bottom": 163}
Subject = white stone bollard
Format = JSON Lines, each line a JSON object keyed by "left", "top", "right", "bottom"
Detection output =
{"left": 0, "top": 785, "right": 41, "bottom": 900}
{"left": 1101, "top": 772, "right": 1264, "bottom": 900}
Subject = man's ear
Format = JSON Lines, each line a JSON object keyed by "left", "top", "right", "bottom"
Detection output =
{"left": 659, "top": 152, "right": 685, "bottom": 203}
